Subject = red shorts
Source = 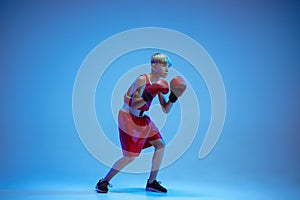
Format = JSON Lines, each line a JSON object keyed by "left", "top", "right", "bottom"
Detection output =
{"left": 118, "top": 110, "right": 162, "bottom": 157}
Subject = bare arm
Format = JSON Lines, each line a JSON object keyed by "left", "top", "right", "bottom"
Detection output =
{"left": 128, "top": 76, "right": 147, "bottom": 110}
{"left": 158, "top": 92, "right": 173, "bottom": 113}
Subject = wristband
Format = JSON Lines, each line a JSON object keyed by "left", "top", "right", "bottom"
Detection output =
{"left": 169, "top": 91, "right": 178, "bottom": 103}
{"left": 143, "top": 90, "right": 153, "bottom": 102}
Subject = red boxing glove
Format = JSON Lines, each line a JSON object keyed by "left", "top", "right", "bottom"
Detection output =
{"left": 143, "top": 80, "right": 169, "bottom": 102}
{"left": 169, "top": 76, "right": 187, "bottom": 103}
{"left": 149, "top": 79, "right": 169, "bottom": 95}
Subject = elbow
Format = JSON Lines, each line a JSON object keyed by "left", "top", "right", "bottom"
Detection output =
{"left": 162, "top": 107, "right": 170, "bottom": 114}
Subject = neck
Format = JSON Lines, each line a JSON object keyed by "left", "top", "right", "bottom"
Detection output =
{"left": 149, "top": 73, "right": 160, "bottom": 83}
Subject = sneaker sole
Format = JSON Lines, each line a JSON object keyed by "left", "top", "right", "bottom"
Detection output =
{"left": 146, "top": 187, "right": 167, "bottom": 193}
{"left": 95, "top": 187, "right": 108, "bottom": 193}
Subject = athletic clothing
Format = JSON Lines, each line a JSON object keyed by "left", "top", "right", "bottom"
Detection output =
{"left": 118, "top": 74, "right": 162, "bottom": 157}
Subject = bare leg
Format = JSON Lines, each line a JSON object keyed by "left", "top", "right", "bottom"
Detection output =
{"left": 103, "top": 156, "right": 135, "bottom": 182}
{"left": 148, "top": 139, "right": 165, "bottom": 182}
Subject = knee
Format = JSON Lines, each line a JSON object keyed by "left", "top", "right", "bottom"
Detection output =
{"left": 124, "top": 156, "right": 135, "bottom": 163}
{"left": 154, "top": 140, "right": 165, "bottom": 150}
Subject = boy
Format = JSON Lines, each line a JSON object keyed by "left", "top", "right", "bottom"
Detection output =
{"left": 95, "top": 53, "right": 186, "bottom": 193}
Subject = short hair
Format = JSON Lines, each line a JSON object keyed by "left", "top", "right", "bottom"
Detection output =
{"left": 151, "top": 53, "right": 172, "bottom": 67}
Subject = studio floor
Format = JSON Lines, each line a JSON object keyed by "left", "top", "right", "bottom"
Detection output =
{"left": 0, "top": 180, "right": 299, "bottom": 200}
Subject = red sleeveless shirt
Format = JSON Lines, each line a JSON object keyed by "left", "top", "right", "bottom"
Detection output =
{"left": 124, "top": 74, "right": 153, "bottom": 112}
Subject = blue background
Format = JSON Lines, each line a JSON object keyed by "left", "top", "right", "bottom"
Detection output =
{"left": 1, "top": 0, "right": 299, "bottom": 198}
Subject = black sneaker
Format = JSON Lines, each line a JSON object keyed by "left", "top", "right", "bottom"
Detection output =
{"left": 146, "top": 180, "right": 167, "bottom": 193}
{"left": 95, "top": 179, "right": 112, "bottom": 193}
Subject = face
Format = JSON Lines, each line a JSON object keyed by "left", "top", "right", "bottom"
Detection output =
{"left": 153, "top": 63, "right": 169, "bottom": 78}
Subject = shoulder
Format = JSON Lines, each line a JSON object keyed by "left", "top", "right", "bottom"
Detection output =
{"left": 135, "top": 74, "right": 146, "bottom": 86}
{"left": 130, "top": 74, "right": 146, "bottom": 92}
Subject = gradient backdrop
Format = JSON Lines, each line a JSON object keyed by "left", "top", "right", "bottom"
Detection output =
{"left": 0, "top": 0, "right": 299, "bottom": 199}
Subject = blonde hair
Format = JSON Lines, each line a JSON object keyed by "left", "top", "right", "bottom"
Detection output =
{"left": 151, "top": 53, "right": 172, "bottom": 67}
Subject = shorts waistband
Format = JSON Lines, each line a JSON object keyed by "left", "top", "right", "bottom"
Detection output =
{"left": 121, "top": 104, "right": 145, "bottom": 117}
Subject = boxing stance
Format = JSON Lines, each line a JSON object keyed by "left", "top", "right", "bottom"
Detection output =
{"left": 95, "top": 53, "right": 186, "bottom": 193}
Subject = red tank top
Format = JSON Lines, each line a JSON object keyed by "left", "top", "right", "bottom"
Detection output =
{"left": 124, "top": 74, "right": 153, "bottom": 111}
